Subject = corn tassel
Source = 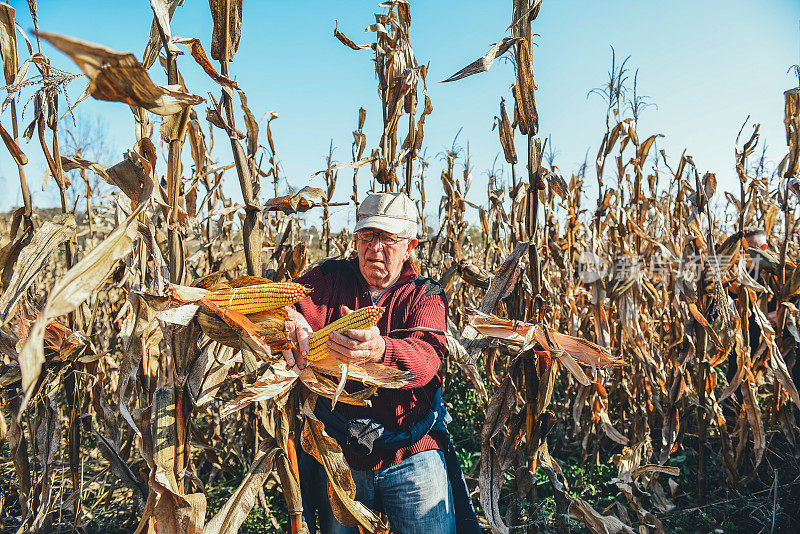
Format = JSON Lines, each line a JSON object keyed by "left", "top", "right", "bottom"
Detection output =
{"left": 307, "top": 306, "right": 384, "bottom": 361}
{"left": 205, "top": 282, "right": 309, "bottom": 315}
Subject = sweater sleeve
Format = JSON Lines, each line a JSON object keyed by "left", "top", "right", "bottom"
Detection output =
{"left": 382, "top": 290, "right": 448, "bottom": 390}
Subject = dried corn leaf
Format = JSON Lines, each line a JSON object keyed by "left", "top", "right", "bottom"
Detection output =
{"left": 540, "top": 328, "right": 591, "bottom": 386}
{"left": 221, "top": 362, "right": 298, "bottom": 416}
{"left": 0, "top": 211, "right": 32, "bottom": 292}
{"left": 659, "top": 406, "right": 679, "bottom": 464}
{"left": 630, "top": 464, "right": 680, "bottom": 480}
{"left": 299, "top": 367, "right": 375, "bottom": 407}
{"left": 542, "top": 169, "right": 568, "bottom": 200}
{"left": 469, "top": 312, "right": 621, "bottom": 374}
{"left": 0, "top": 3, "right": 17, "bottom": 85}
{"left": 177, "top": 493, "right": 207, "bottom": 534}
{"left": 38, "top": 31, "right": 204, "bottom": 116}
{"left": 479, "top": 375, "right": 517, "bottom": 534}
{"left": 719, "top": 332, "right": 747, "bottom": 402}
{"left": 508, "top": 0, "right": 543, "bottom": 30}
{"left": 481, "top": 241, "right": 528, "bottom": 314}
{"left": 441, "top": 37, "right": 518, "bottom": 83}
{"left": 310, "top": 356, "right": 411, "bottom": 389}
{"left": 495, "top": 97, "right": 517, "bottom": 164}
{"left": 209, "top": 0, "right": 242, "bottom": 61}
{"left": 203, "top": 444, "right": 278, "bottom": 534}
{"left": 742, "top": 372, "right": 765, "bottom": 467}
{"left": 42, "top": 319, "right": 91, "bottom": 362}
{"left": 30, "top": 394, "right": 60, "bottom": 531}
{"left": 188, "top": 343, "right": 234, "bottom": 407}
{"left": 264, "top": 186, "right": 327, "bottom": 214}
{"left": 0, "top": 214, "right": 75, "bottom": 325}
{"left": 546, "top": 330, "right": 621, "bottom": 368}
{"left": 197, "top": 299, "right": 286, "bottom": 356}
{"left": 636, "top": 133, "right": 662, "bottom": 164}
{"left": 17, "top": 194, "right": 149, "bottom": 415}
{"left": 3, "top": 395, "right": 31, "bottom": 518}
{"left": 687, "top": 302, "right": 723, "bottom": 351}
{"left": 149, "top": 0, "right": 180, "bottom": 57}
{"left": 153, "top": 387, "right": 181, "bottom": 498}
{"left": 569, "top": 497, "right": 636, "bottom": 534}
{"left": 142, "top": 0, "right": 179, "bottom": 69}
{"left": 614, "top": 438, "right": 651, "bottom": 480}
{"left": 174, "top": 37, "right": 238, "bottom": 89}
{"left": 88, "top": 415, "right": 147, "bottom": 503}
{"left": 785, "top": 87, "right": 799, "bottom": 178}
{"left": 311, "top": 158, "right": 376, "bottom": 178}
{"left": 237, "top": 89, "right": 259, "bottom": 156}
{"left": 0, "top": 121, "right": 25, "bottom": 165}
{"left": 446, "top": 330, "right": 488, "bottom": 401}
{"left": 301, "top": 405, "right": 389, "bottom": 532}
{"left": 599, "top": 409, "right": 628, "bottom": 445}
{"left": 749, "top": 292, "right": 800, "bottom": 408}
{"left": 513, "top": 39, "right": 538, "bottom": 135}
{"left": 334, "top": 22, "right": 375, "bottom": 51}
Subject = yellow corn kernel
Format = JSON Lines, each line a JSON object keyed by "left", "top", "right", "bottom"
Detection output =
{"left": 205, "top": 282, "right": 309, "bottom": 315}
{"left": 307, "top": 306, "right": 384, "bottom": 361}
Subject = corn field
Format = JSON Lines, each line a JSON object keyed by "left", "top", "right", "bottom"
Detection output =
{"left": 0, "top": 1, "right": 799, "bottom": 533}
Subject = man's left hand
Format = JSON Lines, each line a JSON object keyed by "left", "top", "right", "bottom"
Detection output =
{"left": 327, "top": 305, "right": 386, "bottom": 364}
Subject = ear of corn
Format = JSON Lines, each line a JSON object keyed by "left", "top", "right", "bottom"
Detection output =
{"left": 307, "top": 306, "right": 384, "bottom": 361}
{"left": 204, "top": 282, "right": 310, "bottom": 315}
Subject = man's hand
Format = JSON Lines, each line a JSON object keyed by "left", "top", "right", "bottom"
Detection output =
{"left": 327, "top": 305, "right": 386, "bottom": 365}
{"left": 282, "top": 306, "right": 313, "bottom": 370}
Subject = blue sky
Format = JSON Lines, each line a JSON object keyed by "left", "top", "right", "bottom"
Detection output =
{"left": 1, "top": 0, "right": 799, "bottom": 231}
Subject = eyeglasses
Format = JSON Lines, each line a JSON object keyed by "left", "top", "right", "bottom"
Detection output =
{"left": 355, "top": 230, "right": 408, "bottom": 246}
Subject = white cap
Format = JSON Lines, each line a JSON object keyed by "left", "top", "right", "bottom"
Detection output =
{"left": 354, "top": 192, "right": 417, "bottom": 236}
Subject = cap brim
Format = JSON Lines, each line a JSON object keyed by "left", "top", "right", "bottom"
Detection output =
{"left": 354, "top": 215, "right": 407, "bottom": 234}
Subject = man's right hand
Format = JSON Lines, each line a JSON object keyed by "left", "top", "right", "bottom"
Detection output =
{"left": 282, "top": 306, "right": 312, "bottom": 370}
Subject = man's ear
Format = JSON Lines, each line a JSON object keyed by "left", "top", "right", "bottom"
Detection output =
{"left": 405, "top": 237, "right": 418, "bottom": 258}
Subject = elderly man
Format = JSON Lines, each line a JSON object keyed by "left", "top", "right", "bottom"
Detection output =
{"left": 283, "top": 192, "right": 457, "bottom": 534}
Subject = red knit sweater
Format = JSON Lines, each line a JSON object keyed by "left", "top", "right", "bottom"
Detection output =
{"left": 295, "top": 257, "right": 448, "bottom": 470}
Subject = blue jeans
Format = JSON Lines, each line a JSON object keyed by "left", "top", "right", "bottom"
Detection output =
{"left": 301, "top": 449, "right": 456, "bottom": 534}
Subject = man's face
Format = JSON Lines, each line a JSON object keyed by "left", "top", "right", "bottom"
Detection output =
{"left": 356, "top": 228, "right": 418, "bottom": 290}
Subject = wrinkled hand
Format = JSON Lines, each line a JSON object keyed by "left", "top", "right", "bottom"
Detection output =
{"left": 327, "top": 305, "right": 386, "bottom": 365}
{"left": 282, "top": 306, "right": 312, "bottom": 370}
